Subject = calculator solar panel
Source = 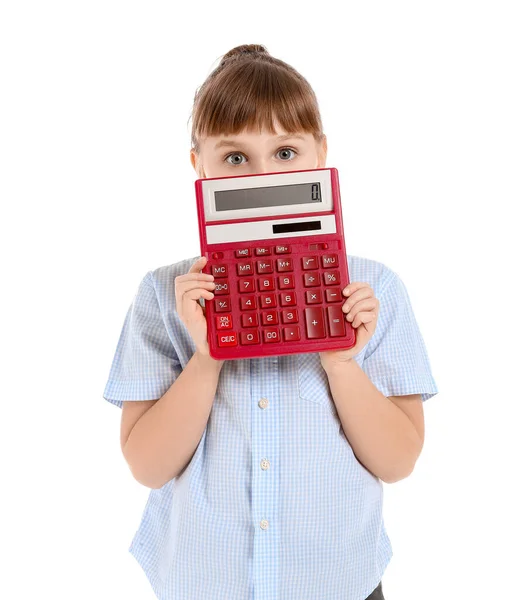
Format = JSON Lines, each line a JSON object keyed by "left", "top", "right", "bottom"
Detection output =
{"left": 195, "top": 168, "right": 356, "bottom": 360}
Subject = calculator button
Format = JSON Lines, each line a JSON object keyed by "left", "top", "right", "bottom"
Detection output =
{"left": 215, "top": 314, "right": 233, "bottom": 329}
{"left": 212, "top": 264, "right": 228, "bottom": 278}
{"left": 305, "top": 289, "right": 322, "bottom": 304}
{"left": 304, "top": 307, "right": 326, "bottom": 339}
{"left": 276, "top": 258, "right": 293, "bottom": 272}
{"left": 257, "top": 277, "right": 275, "bottom": 291}
{"left": 302, "top": 256, "right": 319, "bottom": 270}
{"left": 211, "top": 252, "right": 224, "bottom": 259}
{"left": 214, "top": 298, "right": 231, "bottom": 312}
{"left": 281, "top": 308, "right": 299, "bottom": 323}
{"left": 263, "top": 328, "right": 280, "bottom": 343}
{"left": 279, "top": 291, "right": 297, "bottom": 307}
{"left": 236, "top": 262, "right": 253, "bottom": 276}
{"left": 240, "top": 295, "right": 257, "bottom": 310}
{"left": 259, "top": 293, "right": 277, "bottom": 308}
{"left": 277, "top": 275, "right": 295, "bottom": 289}
{"left": 240, "top": 330, "right": 260, "bottom": 345}
{"left": 261, "top": 310, "right": 279, "bottom": 325}
{"left": 283, "top": 325, "right": 301, "bottom": 341}
{"left": 327, "top": 306, "right": 346, "bottom": 337}
{"left": 322, "top": 254, "right": 339, "bottom": 268}
{"left": 275, "top": 245, "right": 291, "bottom": 254}
{"left": 255, "top": 247, "right": 272, "bottom": 256}
{"left": 323, "top": 270, "right": 340, "bottom": 286}
{"left": 256, "top": 260, "right": 273, "bottom": 274}
{"left": 303, "top": 272, "right": 321, "bottom": 287}
{"left": 235, "top": 248, "right": 251, "bottom": 258}
{"left": 325, "top": 288, "right": 342, "bottom": 303}
{"left": 214, "top": 281, "right": 230, "bottom": 295}
{"left": 238, "top": 278, "right": 255, "bottom": 293}
{"left": 309, "top": 243, "right": 328, "bottom": 250}
{"left": 241, "top": 313, "right": 259, "bottom": 327}
{"left": 217, "top": 332, "right": 238, "bottom": 347}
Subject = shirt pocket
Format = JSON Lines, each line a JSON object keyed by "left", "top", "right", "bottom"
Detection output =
{"left": 296, "top": 352, "right": 336, "bottom": 411}
{"left": 296, "top": 349, "right": 367, "bottom": 411}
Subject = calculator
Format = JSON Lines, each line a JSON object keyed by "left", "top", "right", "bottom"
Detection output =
{"left": 195, "top": 167, "right": 356, "bottom": 360}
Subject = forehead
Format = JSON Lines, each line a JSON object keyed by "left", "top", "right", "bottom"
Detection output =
{"left": 202, "top": 127, "right": 314, "bottom": 151}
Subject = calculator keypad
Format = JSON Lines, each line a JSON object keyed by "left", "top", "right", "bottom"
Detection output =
{"left": 212, "top": 244, "right": 347, "bottom": 348}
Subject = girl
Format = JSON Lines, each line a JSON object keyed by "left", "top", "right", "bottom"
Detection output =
{"left": 103, "top": 44, "right": 438, "bottom": 600}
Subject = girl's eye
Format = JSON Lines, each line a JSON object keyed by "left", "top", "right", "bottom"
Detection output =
{"left": 224, "top": 147, "right": 297, "bottom": 166}
{"left": 276, "top": 147, "right": 297, "bottom": 161}
{"left": 225, "top": 153, "right": 247, "bottom": 166}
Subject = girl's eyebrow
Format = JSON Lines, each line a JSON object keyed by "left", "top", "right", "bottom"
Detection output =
{"left": 214, "top": 134, "right": 306, "bottom": 150}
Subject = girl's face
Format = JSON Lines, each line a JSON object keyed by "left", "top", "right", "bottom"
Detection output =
{"left": 190, "top": 122, "right": 327, "bottom": 179}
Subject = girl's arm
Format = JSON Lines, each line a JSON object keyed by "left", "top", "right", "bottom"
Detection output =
{"left": 121, "top": 351, "right": 224, "bottom": 489}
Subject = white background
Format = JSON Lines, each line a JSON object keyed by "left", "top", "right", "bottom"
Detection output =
{"left": 1, "top": 1, "right": 523, "bottom": 599}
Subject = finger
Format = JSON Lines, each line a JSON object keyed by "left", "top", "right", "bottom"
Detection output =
{"left": 177, "top": 272, "right": 215, "bottom": 282}
{"left": 175, "top": 279, "right": 216, "bottom": 294}
{"left": 184, "top": 288, "right": 214, "bottom": 302}
{"left": 188, "top": 256, "right": 208, "bottom": 274}
{"left": 342, "top": 291, "right": 376, "bottom": 313}
{"left": 351, "top": 311, "right": 376, "bottom": 329}
{"left": 346, "top": 299, "right": 379, "bottom": 321}
{"left": 342, "top": 281, "right": 371, "bottom": 296}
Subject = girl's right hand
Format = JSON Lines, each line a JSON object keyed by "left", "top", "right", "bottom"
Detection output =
{"left": 174, "top": 256, "right": 217, "bottom": 358}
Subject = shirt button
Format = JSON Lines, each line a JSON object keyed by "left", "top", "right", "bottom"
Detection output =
{"left": 260, "top": 519, "right": 269, "bottom": 530}
{"left": 260, "top": 459, "right": 270, "bottom": 470}
{"left": 258, "top": 398, "right": 269, "bottom": 409}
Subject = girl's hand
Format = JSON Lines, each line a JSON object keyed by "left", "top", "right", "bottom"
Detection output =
{"left": 174, "top": 256, "right": 218, "bottom": 358}
{"left": 319, "top": 281, "right": 380, "bottom": 370}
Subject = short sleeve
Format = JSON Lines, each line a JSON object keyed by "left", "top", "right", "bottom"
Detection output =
{"left": 103, "top": 271, "right": 183, "bottom": 409}
{"left": 361, "top": 271, "right": 439, "bottom": 402}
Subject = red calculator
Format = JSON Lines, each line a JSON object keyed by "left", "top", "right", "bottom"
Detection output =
{"left": 195, "top": 167, "right": 356, "bottom": 360}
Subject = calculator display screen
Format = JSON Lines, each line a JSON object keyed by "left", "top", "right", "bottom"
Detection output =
{"left": 214, "top": 182, "right": 322, "bottom": 212}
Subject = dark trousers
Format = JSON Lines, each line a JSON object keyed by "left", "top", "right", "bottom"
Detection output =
{"left": 365, "top": 581, "right": 384, "bottom": 600}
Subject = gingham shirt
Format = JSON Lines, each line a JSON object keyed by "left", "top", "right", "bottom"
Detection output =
{"left": 103, "top": 254, "right": 438, "bottom": 600}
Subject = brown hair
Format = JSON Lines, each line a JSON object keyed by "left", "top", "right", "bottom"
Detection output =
{"left": 189, "top": 44, "right": 325, "bottom": 153}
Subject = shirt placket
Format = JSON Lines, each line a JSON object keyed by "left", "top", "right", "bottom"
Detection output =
{"left": 251, "top": 355, "right": 281, "bottom": 600}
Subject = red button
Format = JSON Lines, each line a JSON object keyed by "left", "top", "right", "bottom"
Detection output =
{"left": 255, "top": 247, "right": 271, "bottom": 256}
{"left": 281, "top": 308, "right": 299, "bottom": 323}
{"left": 217, "top": 332, "right": 238, "bottom": 347}
{"left": 325, "top": 288, "right": 342, "bottom": 303}
{"left": 261, "top": 310, "right": 279, "bottom": 325}
{"left": 215, "top": 314, "right": 232, "bottom": 329}
{"left": 305, "top": 289, "right": 322, "bottom": 304}
{"left": 235, "top": 248, "right": 251, "bottom": 258}
{"left": 327, "top": 306, "right": 345, "bottom": 337}
{"left": 241, "top": 313, "right": 258, "bottom": 327}
{"left": 240, "top": 330, "right": 260, "bottom": 345}
{"left": 263, "top": 328, "right": 280, "bottom": 343}
{"left": 214, "top": 298, "right": 231, "bottom": 312}
{"left": 240, "top": 295, "right": 256, "bottom": 310}
{"left": 259, "top": 293, "right": 277, "bottom": 308}
{"left": 236, "top": 262, "right": 253, "bottom": 276}
{"left": 277, "top": 275, "right": 295, "bottom": 289}
{"left": 276, "top": 258, "right": 293, "bottom": 272}
{"left": 305, "top": 307, "right": 326, "bottom": 339}
{"left": 303, "top": 272, "right": 321, "bottom": 287}
{"left": 302, "top": 256, "right": 319, "bottom": 270}
{"left": 238, "top": 278, "right": 255, "bottom": 293}
{"left": 214, "top": 281, "right": 230, "bottom": 295}
{"left": 212, "top": 264, "right": 228, "bottom": 278}
{"left": 257, "top": 277, "right": 275, "bottom": 291}
{"left": 283, "top": 325, "right": 301, "bottom": 341}
{"left": 322, "top": 254, "right": 338, "bottom": 268}
{"left": 279, "top": 291, "right": 297, "bottom": 307}
{"left": 323, "top": 270, "right": 340, "bottom": 286}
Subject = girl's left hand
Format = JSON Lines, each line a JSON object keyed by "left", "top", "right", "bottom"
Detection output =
{"left": 319, "top": 281, "right": 380, "bottom": 370}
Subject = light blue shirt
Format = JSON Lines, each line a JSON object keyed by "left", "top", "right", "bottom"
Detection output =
{"left": 103, "top": 254, "right": 438, "bottom": 600}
